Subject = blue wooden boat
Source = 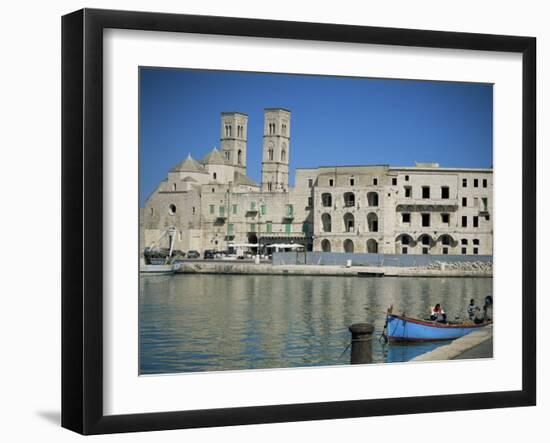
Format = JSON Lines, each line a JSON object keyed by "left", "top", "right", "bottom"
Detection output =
{"left": 386, "top": 314, "right": 490, "bottom": 342}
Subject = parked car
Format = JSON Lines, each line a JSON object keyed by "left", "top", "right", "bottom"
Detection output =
{"left": 187, "top": 250, "right": 200, "bottom": 259}
{"left": 203, "top": 249, "right": 215, "bottom": 259}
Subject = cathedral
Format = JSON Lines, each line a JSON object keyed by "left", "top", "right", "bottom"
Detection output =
{"left": 140, "top": 108, "right": 493, "bottom": 256}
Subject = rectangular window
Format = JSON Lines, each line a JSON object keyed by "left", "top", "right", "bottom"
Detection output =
{"left": 473, "top": 216, "right": 479, "bottom": 228}
{"left": 287, "top": 204, "right": 294, "bottom": 216}
{"left": 219, "top": 206, "right": 225, "bottom": 217}
{"left": 405, "top": 175, "right": 409, "bottom": 181}
{"left": 350, "top": 178, "right": 355, "bottom": 186}
{"left": 402, "top": 213, "right": 411, "bottom": 223}
{"left": 442, "top": 247, "right": 448, "bottom": 255}
{"left": 462, "top": 216, "right": 467, "bottom": 227}
{"left": 209, "top": 204, "right": 215, "bottom": 214}
{"left": 308, "top": 178, "right": 313, "bottom": 188}
{"left": 250, "top": 223, "right": 256, "bottom": 232}
{"left": 285, "top": 223, "right": 291, "bottom": 233}
{"left": 422, "top": 186, "right": 430, "bottom": 199}
{"left": 329, "top": 179, "right": 334, "bottom": 187}
{"left": 392, "top": 178, "right": 397, "bottom": 186}
{"left": 402, "top": 247, "right": 408, "bottom": 254}
{"left": 302, "top": 223, "right": 309, "bottom": 233}
{"left": 421, "top": 213, "right": 430, "bottom": 227}
{"left": 441, "top": 213, "right": 450, "bottom": 224}
{"left": 232, "top": 204, "right": 237, "bottom": 215}
{"left": 462, "top": 178, "right": 467, "bottom": 187}
{"left": 462, "top": 197, "right": 467, "bottom": 207}
{"left": 473, "top": 239, "right": 480, "bottom": 245}
{"left": 441, "top": 186, "right": 450, "bottom": 199}
{"left": 307, "top": 197, "right": 313, "bottom": 207}
{"left": 373, "top": 178, "right": 378, "bottom": 185}
{"left": 404, "top": 186, "right": 412, "bottom": 198}
{"left": 462, "top": 247, "right": 467, "bottom": 254}
{"left": 473, "top": 247, "right": 479, "bottom": 255}
{"left": 261, "top": 204, "right": 266, "bottom": 215}
{"left": 474, "top": 197, "right": 479, "bottom": 208}
{"left": 483, "top": 178, "right": 488, "bottom": 188}
{"left": 227, "top": 223, "right": 234, "bottom": 235}
{"left": 422, "top": 247, "right": 429, "bottom": 255}
{"left": 266, "top": 222, "right": 272, "bottom": 233}
{"left": 461, "top": 239, "right": 468, "bottom": 245}
{"left": 250, "top": 201, "right": 256, "bottom": 211}
{"left": 474, "top": 178, "right": 479, "bottom": 188}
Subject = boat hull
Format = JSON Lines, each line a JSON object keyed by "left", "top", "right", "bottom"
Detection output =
{"left": 386, "top": 314, "right": 488, "bottom": 342}
{"left": 140, "top": 263, "right": 180, "bottom": 274}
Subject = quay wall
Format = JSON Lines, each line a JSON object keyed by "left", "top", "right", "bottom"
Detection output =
{"left": 272, "top": 251, "right": 492, "bottom": 267}
{"left": 175, "top": 262, "right": 492, "bottom": 277}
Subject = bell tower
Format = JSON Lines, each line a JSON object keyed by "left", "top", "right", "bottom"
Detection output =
{"left": 220, "top": 112, "right": 248, "bottom": 175}
{"left": 261, "top": 108, "right": 291, "bottom": 192}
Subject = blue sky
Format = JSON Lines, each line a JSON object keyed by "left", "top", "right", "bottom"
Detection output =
{"left": 140, "top": 68, "right": 492, "bottom": 206}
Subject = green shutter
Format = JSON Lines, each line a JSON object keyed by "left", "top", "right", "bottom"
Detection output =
{"left": 287, "top": 204, "right": 294, "bottom": 216}
{"left": 250, "top": 223, "right": 256, "bottom": 232}
{"left": 251, "top": 201, "right": 256, "bottom": 211}
{"left": 227, "top": 223, "right": 234, "bottom": 235}
{"left": 285, "top": 223, "right": 291, "bottom": 233}
{"left": 219, "top": 206, "right": 225, "bottom": 216}
{"left": 209, "top": 205, "right": 214, "bottom": 214}
{"left": 261, "top": 204, "right": 266, "bottom": 215}
{"left": 266, "top": 222, "right": 272, "bottom": 233}
{"left": 302, "top": 223, "right": 309, "bottom": 233}
{"left": 232, "top": 204, "right": 237, "bottom": 214}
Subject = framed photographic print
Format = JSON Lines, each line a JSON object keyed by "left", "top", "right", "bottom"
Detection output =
{"left": 61, "top": 8, "right": 536, "bottom": 435}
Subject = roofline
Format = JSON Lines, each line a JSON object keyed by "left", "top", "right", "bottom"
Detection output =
{"left": 389, "top": 166, "right": 493, "bottom": 172}
{"left": 264, "top": 108, "right": 291, "bottom": 113}
{"left": 221, "top": 111, "right": 248, "bottom": 116}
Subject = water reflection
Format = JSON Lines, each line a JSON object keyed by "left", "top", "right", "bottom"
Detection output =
{"left": 139, "top": 275, "right": 492, "bottom": 374}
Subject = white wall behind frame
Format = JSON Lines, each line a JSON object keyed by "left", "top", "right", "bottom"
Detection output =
{"left": 0, "top": 1, "right": 545, "bottom": 443}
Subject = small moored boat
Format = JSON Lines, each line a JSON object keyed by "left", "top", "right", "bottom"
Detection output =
{"left": 384, "top": 310, "right": 490, "bottom": 342}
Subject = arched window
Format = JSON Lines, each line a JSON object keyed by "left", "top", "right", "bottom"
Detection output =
{"left": 172, "top": 183, "right": 176, "bottom": 191}
{"left": 237, "top": 150, "right": 242, "bottom": 165}
{"left": 213, "top": 172, "right": 217, "bottom": 180}
{"left": 344, "top": 192, "right": 355, "bottom": 207}
{"left": 321, "top": 239, "right": 331, "bottom": 252}
{"left": 367, "top": 239, "right": 378, "bottom": 253}
{"left": 268, "top": 148, "right": 274, "bottom": 161}
{"left": 169, "top": 204, "right": 176, "bottom": 215}
{"left": 367, "top": 212, "right": 378, "bottom": 232}
{"left": 281, "top": 149, "right": 286, "bottom": 162}
{"left": 420, "top": 234, "right": 432, "bottom": 246}
{"left": 321, "top": 193, "right": 332, "bottom": 207}
{"left": 224, "top": 151, "right": 230, "bottom": 160}
{"left": 321, "top": 213, "right": 332, "bottom": 232}
{"left": 343, "top": 213, "right": 355, "bottom": 233}
{"left": 343, "top": 239, "right": 354, "bottom": 253}
{"left": 367, "top": 192, "right": 379, "bottom": 207}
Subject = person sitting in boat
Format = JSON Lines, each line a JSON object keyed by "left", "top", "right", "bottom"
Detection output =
{"left": 430, "top": 304, "right": 447, "bottom": 323}
{"left": 483, "top": 295, "right": 493, "bottom": 321}
{"left": 473, "top": 306, "right": 486, "bottom": 324}
{"left": 467, "top": 299, "right": 479, "bottom": 321}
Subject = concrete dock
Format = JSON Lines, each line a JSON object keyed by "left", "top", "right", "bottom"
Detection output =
{"left": 175, "top": 261, "right": 492, "bottom": 278}
{"left": 411, "top": 325, "right": 493, "bottom": 362}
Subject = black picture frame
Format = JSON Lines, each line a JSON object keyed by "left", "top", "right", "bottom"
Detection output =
{"left": 62, "top": 8, "right": 536, "bottom": 435}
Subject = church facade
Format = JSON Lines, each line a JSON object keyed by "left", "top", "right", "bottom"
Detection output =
{"left": 140, "top": 108, "right": 493, "bottom": 256}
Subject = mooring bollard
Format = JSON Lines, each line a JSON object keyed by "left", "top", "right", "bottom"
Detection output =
{"left": 348, "top": 323, "right": 375, "bottom": 364}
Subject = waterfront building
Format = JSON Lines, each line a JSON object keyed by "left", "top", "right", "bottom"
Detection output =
{"left": 140, "top": 109, "right": 493, "bottom": 256}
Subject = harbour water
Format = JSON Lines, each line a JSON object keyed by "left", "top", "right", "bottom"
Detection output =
{"left": 139, "top": 274, "right": 492, "bottom": 374}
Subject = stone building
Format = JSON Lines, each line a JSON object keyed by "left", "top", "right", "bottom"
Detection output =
{"left": 141, "top": 108, "right": 493, "bottom": 256}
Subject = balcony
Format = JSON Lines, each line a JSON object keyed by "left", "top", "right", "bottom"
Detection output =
{"left": 396, "top": 199, "right": 458, "bottom": 212}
